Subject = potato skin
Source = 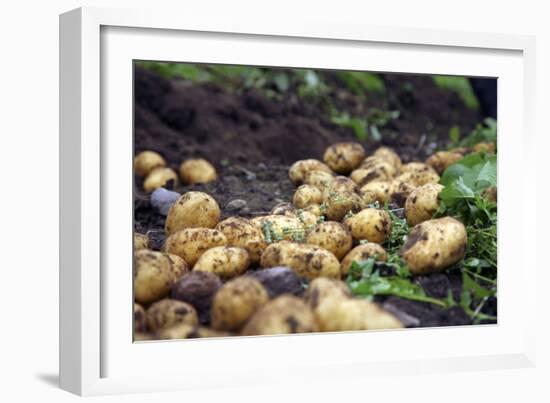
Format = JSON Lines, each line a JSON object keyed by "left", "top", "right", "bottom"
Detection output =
{"left": 134, "top": 250, "right": 175, "bottom": 305}
{"left": 288, "top": 159, "right": 333, "bottom": 185}
{"left": 179, "top": 158, "right": 217, "bottom": 184}
{"left": 146, "top": 299, "right": 199, "bottom": 331}
{"left": 260, "top": 241, "right": 341, "bottom": 280}
{"left": 344, "top": 208, "right": 392, "bottom": 244}
{"left": 143, "top": 167, "right": 178, "bottom": 193}
{"left": 215, "top": 217, "right": 266, "bottom": 264}
{"left": 303, "top": 170, "right": 334, "bottom": 191}
{"left": 340, "top": 243, "right": 388, "bottom": 277}
{"left": 165, "top": 253, "right": 190, "bottom": 279}
{"left": 425, "top": 151, "right": 463, "bottom": 175}
{"left": 134, "top": 232, "right": 150, "bottom": 251}
{"left": 360, "top": 180, "right": 392, "bottom": 204}
{"left": 350, "top": 165, "right": 393, "bottom": 186}
{"left": 134, "top": 303, "right": 147, "bottom": 332}
{"left": 473, "top": 142, "right": 496, "bottom": 153}
{"left": 211, "top": 277, "right": 269, "bottom": 331}
{"left": 165, "top": 191, "right": 221, "bottom": 234}
{"left": 401, "top": 217, "right": 467, "bottom": 274}
{"left": 155, "top": 323, "right": 197, "bottom": 340}
{"left": 193, "top": 246, "right": 250, "bottom": 280}
{"left": 405, "top": 183, "right": 444, "bottom": 226}
{"left": 359, "top": 156, "right": 399, "bottom": 178}
{"left": 171, "top": 271, "right": 222, "bottom": 324}
{"left": 373, "top": 146, "right": 402, "bottom": 170}
{"left": 323, "top": 142, "right": 366, "bottom": 174}
{"left": 134, "top": 150, "right": 166, "bottom": 177}
{"left": 303, "top": 277, "right": 351, "bottom": 309}
{"left": 163, "top": 228, "right": 227, "bottom": 266}
{"left": 270, "top": 202, "right": 296, "bottom": 215}
{"left": 251, "top": 215, "right": 305, "bottom": 242}
{"left": 395, "top": 169, "right": 440, "bottom": 188}
{"left": 241, "top": 295, "right": 317, "bottom": 336}
{"left": 324, "top": 190, "right": 363, "bottom": 222}
{"left": 305, "top": 221, "right": 353, "bottom": 260}
{"left": 389, "top": 179, "right": 416, "bottom": 207}
{"left": 330, "top": 176, "right": 359, "bottom": 194}
{"left": 293, "top": 184, "right": 323, "bottom": 209}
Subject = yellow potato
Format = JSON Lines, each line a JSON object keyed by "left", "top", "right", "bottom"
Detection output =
{"left": 303, "top": 277, "right": 351, "bottom": 309}
{"left": 323, "top": 142, "right": 366, "bottom": 174}
{"left": 165, "top": 191, "right": 221, "bottom": 234}
{"left": 260, "top": 241, "right": 341, "bottom": 279}
{"left": 165, "top": 253, "right": 189, "bottom": 279}
{"left": 134, "top": 150, "right": 166, "bottom": 177}
{"left": 425, "top": 151, "right": 463, "bottom": 175}
{"left": 303, "top": 170, "right": 335, "bottom": 191}
{"left": 373, "top": 146, "right": 402, "bottom": 171}
{"left": 193, "top": 246, "right": 250, "bottom": 280}
{"left": 344, "top": 208, "right": 392, "bottom": 244}
{"left": 305, "top": 221, "right": 353, "bottom": 260}
{"left": 294, "top": 209, "right": 319, "bottom": 230}
{"left": 350, "top": 165, "right": 393, "bottom": 186}
{"left": 211, "top": 277, "right": 269, "bottom": 331}
{"left": 389, "top": 179, "right": 417, "bottom": 206}
{"left": 303, "top": 203, "right": 323, "bottom": 217}
{"left": 163, "top": 228, "right": 227, "bottom": 266}
{"left": 215, "top": 217, "right": 266, "bottom": 265}
{"left": 293, "top": 184, "right": 323, "bottom": 209}
{"left": 340, "top": 243, "right": 388, "bottom": 277}
{"left": 134, "top": 232, "right": 150, "bottom": 250}
{"left": 270, "top": 202, "right": 296, "bottom": 215}
{"left": 472, "top": 142, "right": 496, "bottom": 153}
{"left": 155, "top": 323, "right": 197, "bottom": 340}
{"left": 134, "top": 249, "right": 175, "bottom": 305}
{"left": 395, "top": 169, "right": 440, "bottom": 188}
{"left": 179, "top": 158, "right": 217, "bottom": 184}
{"left": 288, "top": 159, "right": 333, "bottom": 185}
{"left": 324, "top": 190, "right": 364, "bottom": 222}
{"left": 359, "top": 156, "right": 398, "bottom": 178}
{"left": 146, "top": 299, "right": 198, "bottom": 331}
{"left": 329, "top": 176, "right": 359, "bottom": 194}
{"left": 134, "top": 303, "right": 147, "bottom": 332}
{"left": 359, "top": 180, "right": 392, "bottom": 204}
{"left": 143, "top": 167, "right": 178, "bottom": 193}
{"left": 405, "top": 183, "right": 444, "bottom": 226}
{"left": 251, "top": 215, "right": 305, "bottom": 242}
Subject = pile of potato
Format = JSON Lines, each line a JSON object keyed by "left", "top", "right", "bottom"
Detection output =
{"left": 133, "top": 141, "right": 481, "bottom": 340}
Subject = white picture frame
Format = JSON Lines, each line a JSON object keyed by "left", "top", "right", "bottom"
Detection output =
{"left": 59, "top": 6, "right": 537, "bottom": 396}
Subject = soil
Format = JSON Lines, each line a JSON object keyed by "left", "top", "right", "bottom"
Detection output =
{"left": 134, "top": 66, "right": 495, "bottom": 328}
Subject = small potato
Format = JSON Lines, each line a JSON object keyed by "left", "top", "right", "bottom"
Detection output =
{"left": 344, "top": 208, "right": 392, "bottom": 244}
{"left": 362, "top": 302, "right": 404, "bottom": 330}
{"left": 395, "top": 169, "right": 440, "bottom": 188}
{"left": 270, "top": 202, "right": 295, "bottom": 215}
{"left": 360, "top": 180, "right": 392, "bottom": 204}
{"left": 373, "top": 146, "right": 402, "bottom": 171}
{"left": 323, "top": 142, "right": 366, "bottom": 174}
{"left": 163, "top": 228, "right": 227, "bottom": 266}
{"left": 294, "top": 209, "right": 319, "bottom": 230}
{"left": 215, "top": 217, "right": 266, "bottom": 264}
{"left": 134, "top": 332, "right": 154, "bottom": 341}
{"left": 293, "top": 185, "right": 323, "bottom": 209}
{"left": 165, "top": 191, "right": 221, "bottom": 234}
{"left": 134, "top": 232, "right": 150, "bottom": 251}
{"left": 251, "top": 215, "right": 305, "bottom": 242}
{"left": 171, "top": 271, "right": 222, "bottom": 324}
{"left": 192, "top": 327, "right": 234, "bottom": 338}
{"left": 165, "top": 253, "right": 189, "bottom": 280}
{"left": 341, "top": 243, "right": 388, "bottom": 277}
{"left": 324, "top": 190, "right": 363, "bottom": 222}
{"left": 143, "top": 167, "right": 178, "bottom": 193}
{"left": 179, "top": 158, "right": 217, "bottom": 184}
{"left": 306, "top": 221, "right": 353, "bottom": 260}
{"left": 241, "top": 295, "right": 317, "bottom": 336}
{"left": 425, "top": 151, "right": 463, "bottom": 175}
{"left": 401, "top": 217, "right": 467, "bottom": 275}
{"left": 330, "top": 176, "right": 359, "bottom": 194}
{"left": 389, "top": 179, "right": 416, "bottom": 206}
{"left": 260, "top": 241, "right": 341, "bottom": 280}
{"left": 134, "top": 150, "right": 166, "bottom": 177}
{"left": 303, "top": 170, "right": 335, "bottom": 191}
{"left": 303, "top": 277, "right": 351, "bottom": 309}
{"left": 211, "top": 277, "right": 269, "bottom": 331}
{"left": 405, "top": 183, "right": 444, "bottom": 226}
{"left": 146, "top": 299, "right": 198, "bottom": 331}
{"left": 359, "top": 156, "right": 399, "bottom": 178}
{"left": 303, "top": 203, "right": 323, "bottom": 217}
{"left": 472, "top": 142, "right": 496, "bottom": 153}
{"left": 350, "top": 166, "right": 393, "bottom": 186}
{"left": 155, "top": 323, "right": 197, "bottom": 340}
{"left": 193, "top": 246, "right": 250, "bottom": 280}
{"left": 134, "top": 250, "right": 175, "bottom": 305}
{"left": 289, "top": 159, "right": 333, "bottom": 185}
{"left": 134, "top": 303, "right": 147, "bottom": 332}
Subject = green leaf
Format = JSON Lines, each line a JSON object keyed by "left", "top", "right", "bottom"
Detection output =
{"left": 449, "top": 125, "right": 461, "bottom": 144}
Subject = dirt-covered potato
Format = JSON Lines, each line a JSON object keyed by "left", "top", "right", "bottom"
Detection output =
{"left": 472, "top": 142, "right": 496, "bottom": 153}
{"left": 330, "top": 176, "right": 359, "bottom": 194}
{"left": 344, "top": 208, "right": 392, "bottom": 244}
{"left": 303, "top": 169, "right": 335, "bottom": 191}
{"left": 303, "top": 203, "right": 323, "bottom": 217}
{"left": 405, "top": 183, "right": 444, "bottom": 226}
{"left": 288, "top": 159, "right": 333, "bottom": 185}
{"left": 165, "top": 253, "right": 189, "bottom": 279}
{"left": 193, "top": 246, "right": 250, "bottom": 280}
{"left": 359, "top": 156, "right": 399, "bottom": 178}
{"left": 134, "top": 303, "right": 147, "bottom": 332}
{"left": 373, "top": 146, "right": 402, "bottom": 171}
{"left": 395, "top": 168, "right": 440, "bottom": 188}
{"left": 215, "top": 217, "right": 266, "bottom": 264}
{"left": 165, "top": 191, "right": 221, "bottom": 234}
{"left": 389, "top": 179, "right": 417, "bottom": 206}
{"left": 425, "top": 151, "right": 463, "bottom": 175}
{"left": 303, "top": 277, "right": 351, "bottom": 309}
{"left": 362, "top": 302, "right": 404, "bottom": 330}
{"left": 341, "top": 243, "right": 388, "bottom": 276}
{"left": 359, "top": 180, "right": 392, "bottom": 204}
{"left": 293, "top": 184, "right": 323, "bottom": 209}
{"left": 270, "top": 202, "right": 296, "bottom": 215}
{"left": 163, "top": 228, "right": 227, "bottom": 266}
{"left": 179, "top": 158, "right": 217, "bottom": 184}
{"left": 324, "top": 190, "right": 363, "bottom": 222}
{"left": 155, "top": 323, "right": 197, "bottom": 340}
{"left": 241, "top": 295, "right": 317, "bottom": 336}
{"left": 171, "top": 271, "right": 222, "bottom": 324}
{"left": 401, "top": 216, "right": 467, "bottom": 274}
{"left": 192, "top": 327, "right": 234, "bottom": 338}
{"left": 305, "top": 221, "right": 352, "bottom": 260}
{"left": 211, "top": 277, "right": 269, "bottom": 331}
{"left": 134, "top": 232, "right": 150, "bottom": 250}
{"left": 350, "top": 165, "right": 393, "bottom": 186}
{"left": 251, "top": 214, "right": 305, "bottom": 242}
{"left": 134, "top": 150, "right": 166, "bottom": 177}
{"left": 248, "top": 266, "right": 305, "bottom": 298}
{"left": 294, "top": 209, "right": 318, "bottom": 229}
{"left": 134, "top": 250, "right": 175, "bottom": 305}
{"left": 143, "top": 167, "right": 178, "bottom": 193}
{"left": 146, "top": 299, "right": 199, "bottom": 331}
{"left": 260, "top": 241, "right": 341, "bottom": 279}
{"left": 323, "top": 142, "right": 366, "bottom": 174}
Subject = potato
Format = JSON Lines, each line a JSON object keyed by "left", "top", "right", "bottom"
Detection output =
{"left": 165, "top": 253, "right": 189, "bottom": 279}
{"left": 303, "top": 277, "right": 351, "bottom": 309}
{"left": 324, "top": 190, "right": 363, "bottom": 222}
{"left": 171, "top": 271, "right": 222, "bottom": 324}
{"left": 350, "top": 166, "right": 393, "bottom": 186}
{"left": 134, "top": 250, "right": 175, "bottom": 305}
{"left": 163, "top": 228, "right": 227, "bottom": 266}
{"left": 134, "top": 232, "right": 150, "bottom": 251}
{"left": 344, "top": 208, "right": 392, "bottom": 244}
{"left": 482, "top": 186, "right": 497, "bottom": 203}
{"left": 472, "top": 142, "right": 496, "bottom": 153}
{"left": 143, "top": 167, "right": 178, "bottom": 193}
{"left": 251, "top": 215, "right": 305, "bottom": 242}
{"left": 193, "top": 246, "right": 250, "bottom": 280}
{"left": 303, "top": 203, "right": 323, "bottom": 217}
{"left": 270, "top": 202, "right": 295, "bottom": 215}
{"left": 260, "top": 241, "right": 341, "bottom": 279}
{"left": 305, "top": 221, "right": 352, "bottom": 260}
{"left": 288, "top": 159, "right": 333, "bottom": 185}
{"left": 389, "top": 179, "right": 416, "bottom": 206}
{"left": 179, "top": 158, "right": 217, "bottom": 184}
{"left": 134, "top": 332, "right": 153, "bottom": 341}
{"left": 146, "top": 299, "right": 198, "bottom": 331}
{"left": 134, "top": 303, "right": 147, "bottom": 332}
{"left": 405, "top": 183, "right": 444, "bottom": 226}
{"left": 330, "top": 176, "right": 359, "bottom": 194}
{"left": 294, "top": 209, "right": 319, "bottom": 230}
{"left": 134, "top": 150, "right": 166, "bottom": 177}
{"left": 395, "top": 168, "right": 440, "bottom": 188}
{"left": 165, "top": 191, "right": 221, "bottom": 234}
{"left": 192, "top": 327, "right": 234, "bottom": 338}
{"left": 401, "top": 217, "right": 467, "bottom": 274}
{"left": 400, "top": 162, "right": 431, "bottom": 174}
{"left": 323, "top": 142, "right": 366, "bottom": 174}
{"left": 362, "top": 302, "right": 404, "bottom": 330}
{"left": 211, "top": 277, "right": 269, "bottom": 331}
{"left": 373, "top": 146, "right": 402, "bottom": 171}
{"left": 248, "top": 266, "right": 305, "bottom": 298}
{"left": 215, "top": 217, "right": 266, "bottom": 264}
{"left": 360, "top": 180, "right": 392, "bottom": 204}
{"left": 425, "top": 151, "right": 463, "bottom": 174}
{"left": 340, "top": 243, "right": 388, "bottom": 276}
{"left": 359, "top": 156, "right": 399, "bottom": 178}
{"left": 241, "top": 295, "right": 317, "bottom": 336}
{"left": 303, "top": 170, "right": 334, "bottom": 192}
{"left": 293, "top": 184, "right": 323, "bottom": 209}
{"left": 155, "top": 323, "right": 196, "bottom": 340}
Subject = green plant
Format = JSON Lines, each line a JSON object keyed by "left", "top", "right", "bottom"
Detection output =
{"left": 433, "top": 75, "right": 480, "bottom": 109}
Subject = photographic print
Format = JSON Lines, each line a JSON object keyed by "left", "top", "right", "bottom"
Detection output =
{"left": 133, "top": 62, "right": 497, "bottom": 341}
